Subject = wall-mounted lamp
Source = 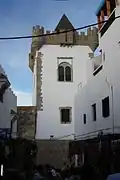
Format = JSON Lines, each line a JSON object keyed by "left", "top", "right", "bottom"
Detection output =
{"left": 50, "top": 135, "right": 54, "bottom": 140}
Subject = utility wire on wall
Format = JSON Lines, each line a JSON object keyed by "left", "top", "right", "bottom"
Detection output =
{"left": 54, "top": 127, "right": 120, "bottom": 140}
{"left": 0, "top": 16, "right": 120, "bottom": 40}
{"left": 54, "top": 133, "right": 75, "bottom": 140}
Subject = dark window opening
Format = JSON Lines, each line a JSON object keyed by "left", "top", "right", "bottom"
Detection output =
{"left": 58, "top": 66, "right": 64, "bottom": 81}
{"left": 31, "top": 55, "right": 34, "bottom": 59}
{"left": 102, "top": 96, "right": 110, "bottom": 118}
{"left": 60, "top": 108, "right": 71, "bottom": 124}
{"left": 58, "top": 62, "right": 72, "bottom": 82}
{"left": 92, "top": 104, "right": 96, "bottom": 121}
{"left": 0, "top": 93, "right": 3, "bottom": 103}
{"left": 65, "top": 66, "right": 71, "bottom": 81}
{"left": 83, "top": 114, "right": 86, "bottom": 124}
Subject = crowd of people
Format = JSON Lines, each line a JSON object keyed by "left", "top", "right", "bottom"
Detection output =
{"left": 2, "top": 161, "right": 114, "bottom": 180}
{"left": 32, "top": 163, "right": 102, "bottom": 180}
{"left": 1, "top": 162, "right": 98, "bottom": 180}
{"left": 33, "top": 164, "right": 61, "bottom": 180}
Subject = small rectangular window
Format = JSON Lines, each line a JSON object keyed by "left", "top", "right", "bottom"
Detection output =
{"left": 102, "top": 96, "right": 110, "bottom": 118}
{"left": 92, "top": 104, "right": 96, "bottom": 121}
{"left": 60, "top": 107, "right": 72, "bottom": 124}
{"left": 0, "top": 93, "right": 3, "bottom": 103}
{"left": 83, "top": 114, "right": 86, "bottom": 124}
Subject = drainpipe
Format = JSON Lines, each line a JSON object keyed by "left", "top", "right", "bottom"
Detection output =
{"left": 111, "top": 85, "right": 114, "bottom": 134}
{"left": 77, "top": 82, "right": 82, "bottom": 92}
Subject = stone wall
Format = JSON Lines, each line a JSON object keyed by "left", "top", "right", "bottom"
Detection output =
{"left": 17, "top": 106, "right": 36, "bottom": 140}
{"left": 36, "top": 140, "right": 71, "bottom": 169}
{"left": 36, "top": 52, "right": 43, "bottom": 111}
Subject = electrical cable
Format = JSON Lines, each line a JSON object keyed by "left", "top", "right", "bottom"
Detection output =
{"left": 54, "top": 133, "right": 75, "bottom": 140}
{"left": 54, "top": 127, "right": 120, "bottom": 140}
{"left": 0, "top": 15, "right": 119, "bottom": 40}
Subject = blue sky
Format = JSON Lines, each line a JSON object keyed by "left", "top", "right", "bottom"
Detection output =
{"left": 0, "top": 0, "right": 102, "bottom": 105}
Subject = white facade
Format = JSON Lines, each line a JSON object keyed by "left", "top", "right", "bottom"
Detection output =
{"left": 0, "top": 64, "right": 17, "bottom": 136}
{"left": 33, "top": 45, "right": 93, "bottom": 139}
{"left": 75, "top": 3, "right": 120, "bottom": 139}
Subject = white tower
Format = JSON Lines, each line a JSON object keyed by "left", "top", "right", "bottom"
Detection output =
{"left": 29, "top": 14, "right": 98, "bottom": 167}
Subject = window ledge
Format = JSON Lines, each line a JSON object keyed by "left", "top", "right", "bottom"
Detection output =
{"left": 58, "top": 81, "right": 73, "bottom": 83}
{"left": 61, "top": 122, "right": 72, "bottom": 124}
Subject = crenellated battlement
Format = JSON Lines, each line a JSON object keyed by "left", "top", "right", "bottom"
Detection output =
{"left": 29, "top": 17, "right": 98, "bottom": 72}
{"left": 31, "top": 25, "right": 98, "bottom": 48}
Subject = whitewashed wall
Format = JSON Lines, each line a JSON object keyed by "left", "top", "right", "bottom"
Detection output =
{"left": 0, "top": 88, "right": 17, "bottom": 129}
{"left": 0, "top": 65, "right": 17, "bottom": 133}
{"left": 33, "top": 45, "right": 93, "bottom": 139}
{"left": 75, "top": 5, "right": 120, "bottom": 138}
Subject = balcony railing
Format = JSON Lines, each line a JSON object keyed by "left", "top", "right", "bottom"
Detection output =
{"left": 100, "top": 10, "right": 115, "bottom": 37}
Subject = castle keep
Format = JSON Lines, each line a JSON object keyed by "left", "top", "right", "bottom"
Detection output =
{"left": 29, "top": 14, "right": 99, "bottom": 168}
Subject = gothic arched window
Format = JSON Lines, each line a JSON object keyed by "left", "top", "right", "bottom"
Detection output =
{"left": 58, "top": 66, "right": 64, "bottom": 81}
{"left": 58, "top": 62, "right": 72, "bottom": 82}
{"left": 65, "top": 66, "right": 71, "bottom": 81}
